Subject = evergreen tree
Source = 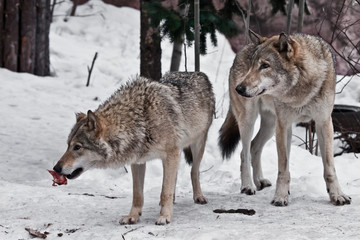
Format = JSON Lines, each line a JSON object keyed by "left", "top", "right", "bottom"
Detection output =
{"left": 143, "top": 0, "right": 244, "bottom": 71}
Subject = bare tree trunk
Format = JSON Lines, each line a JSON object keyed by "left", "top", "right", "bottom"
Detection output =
{"left": 70, "top": 0, "right": 78, "bottom": 16}
{"left": 194, "top": 0, "right": 200, "bottom": 72}
{"left": 245, "top": 0, "right": 251, "bottom": 43}
{"left": 20, "top": 0, "right": 37, "bottom": 73}
{"left": 50, "top": 0, "right": 57, "bottom": 22}
{"left": 286, "top": 0, "right": 294, "bottom": 34}
{"left": 3, "top": 0, "right": 20, "bottom": 72}
{"left": 169, "top": 5, "right": 189, "bottom": 72}
{"left": 170, "top": 39, "right": 183, "bottom": 72}
{"left": 140, "top": 0, "right": 161, "bottom": 81}
{"left": 35, "top": 0, "right": 51, "bottom": 76}
{"left": 297, "top": 0, "right": 305, "bottom": 33}
{"left": 0, "top": 0, "right": 4, "bottom": 67}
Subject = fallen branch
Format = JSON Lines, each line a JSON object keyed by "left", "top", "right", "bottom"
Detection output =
{"left": 122, "top": 226, "right": 144, "bottom": 239}
{"left": 200, "top": 165, "right": 213, "bottom": 173}
{"left": 86, "top": 52, "right": 98, "bottom": 87}
{"left": 25, "top": 228, "right": 48, "bottom": 239}
{"left": 213, "top": 208, "right": 256, "bottom": 215}
{"left": 68, "top": 192, "right": 125, "bottom": 199}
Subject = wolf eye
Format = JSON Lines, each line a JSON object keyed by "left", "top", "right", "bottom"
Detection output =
{"left": 260, "top": 63, "right": 270, "bottom": 70}
{"left": 73, "top": 144, "right": 82, "bottom": 151}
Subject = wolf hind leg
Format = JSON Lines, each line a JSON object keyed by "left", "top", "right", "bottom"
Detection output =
{"left": 251, "top": 110, "right": 275, "bottom": 190}
{"left": 315, "top": 118, "right": 351, "bottom": 205}
{"left": 189, "top": 132, "right": 209, "bottom": 204}
{"left": 120, "top": 163, "right": 146, "bottom": 225}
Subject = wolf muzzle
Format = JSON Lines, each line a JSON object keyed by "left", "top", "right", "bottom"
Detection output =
{"left": 235, "top": 84, "right": 252, "bottom": 98}
{"left": 53, "top": 164, "right": 83, "bottom": 179}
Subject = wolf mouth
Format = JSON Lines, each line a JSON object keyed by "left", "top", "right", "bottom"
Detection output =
{"left": 67, "top": 168, "right": 83, "bottom": 179}
{"left": 257, "top": 89, "right": 266, "bottom": 96}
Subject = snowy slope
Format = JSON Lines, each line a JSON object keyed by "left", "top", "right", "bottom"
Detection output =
{"left": 1, "top": 1, "right": 360, "bottom": 239}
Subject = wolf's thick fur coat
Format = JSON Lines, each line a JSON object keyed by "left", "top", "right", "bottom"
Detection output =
{"left": 53, "top": 72, "right": 215, "bottom": 224}
{"left": 219, "top": 31, "right": 351, "bottom": 206}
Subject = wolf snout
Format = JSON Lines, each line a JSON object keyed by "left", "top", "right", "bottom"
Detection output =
{"left": 235, "top": 84, "right": 251, "bottom": 98}
{"left": 53, "top": 164, "right": 63, "bottom": 174}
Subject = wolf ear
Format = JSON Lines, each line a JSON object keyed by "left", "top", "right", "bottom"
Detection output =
{"left": 75, "top": 112, "right": 86, "bottom": 122}
{"left": 86, "top": 110, "right": 104, "bottom": 137}
{"left": 276, "top": 33, "right": 295, "bottom": 58}
{"left": 86, "top": 110, "right": 98, "bottom": 131}
{"left": 248, "top": 29, "right": 266, "bottom": 45}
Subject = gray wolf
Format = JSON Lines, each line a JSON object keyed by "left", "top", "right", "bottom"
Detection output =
{"left": 219, "top": 31, "right": 351, "bottom": 206}
{"left": 53, "top": 72, "right": 215, "bottom": 224}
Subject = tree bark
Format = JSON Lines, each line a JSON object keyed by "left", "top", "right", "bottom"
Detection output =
{"left": 20, "top": 0, "right": 37, "bottom": 73}
{"left": 3, "top": 0, "right": 20, "bottom": 72}
{"left": 140, "top": 0, "right": 161, "bottom": 81}
{"left": 0, "top": 0, "right": 4, "bottom": 67}
{"left": 70, "top": 0, "right": 78, "bottom": 16}
{"left": 297, "top": 0, "right": 305, "bottom": 33}
{"left": 194, "top": 0, "right": 200, "bottom": 71}
{"left": 50, "top": 0, "right": 57, "bottom": 22}
{"left": 286, "top": 0, "right": 294, "bottom": 34}
{"left": 35, "top": 0, "right": 51, "bottom": 76}
{"left": 170, "top": 39, "right": 183, "bottom": 72}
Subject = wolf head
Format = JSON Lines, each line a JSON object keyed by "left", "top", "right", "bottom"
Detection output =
{"left": 234, "top": 30, "right": 301, "bottom": 98}
{"left": 53, "top": 110, "right": 112, "bottom": 179}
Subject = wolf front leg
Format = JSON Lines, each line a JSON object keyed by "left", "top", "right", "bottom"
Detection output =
{"left": 120, "top": 163, "right": 146, "bottom": 225}
{"left": 237, "top": 108, "right": 258, "bottom": 195}
{"left": 156, "top": 149, "right": 180, "bottom": 225}
{"left": 316, "top": 118, "right": 351, "bottom": 205}
{"left": 272, "top": 119, "right": 292, "bottom": 206}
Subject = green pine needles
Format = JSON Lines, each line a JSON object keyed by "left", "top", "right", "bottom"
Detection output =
{"left": 143, "top": 0, "right": 243, "bottom": 55}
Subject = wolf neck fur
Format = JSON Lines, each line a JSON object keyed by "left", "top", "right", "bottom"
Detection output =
{"left": 94, "top": 79, "right": 155, "bottom": 167}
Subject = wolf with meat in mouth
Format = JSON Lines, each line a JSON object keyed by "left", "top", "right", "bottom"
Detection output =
{"left": 53, "top": 72, "right": 215, "bottom": 225}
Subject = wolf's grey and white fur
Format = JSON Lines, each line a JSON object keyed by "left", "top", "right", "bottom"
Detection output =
{"left": 219, "top": 31, "right": 351, "bottom": 206}
{"left": 53, "top": 72, "right": 215, "bottom": 224}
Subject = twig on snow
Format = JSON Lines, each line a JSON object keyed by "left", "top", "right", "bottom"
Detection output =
{"left": 86, "top": 52, "right": 98, "bottom": 87}
{"left": 122, "top": 226, "right": 145, "bottom": 239}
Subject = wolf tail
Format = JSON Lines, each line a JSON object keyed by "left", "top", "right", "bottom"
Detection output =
{"left": 218, "top": 109, "right": 240, "bottom": 159}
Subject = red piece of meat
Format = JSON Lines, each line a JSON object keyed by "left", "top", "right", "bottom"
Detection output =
{"left": 48, "top": 170, "right": 67, "bottom": 186}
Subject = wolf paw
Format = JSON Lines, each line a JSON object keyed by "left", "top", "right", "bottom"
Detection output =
{"left": 271, "top": 195, "right": 289, "bottom": 207}
{"left": 241, "top": 186, "right": 256, "bottom": 195}
{"left": 330, "top": 193, "right": 351, "bottom": 206}
{"left": 194, "top": 195, "right": 208, "bottom": 205}
{"left": 120, "top": 215, "right": 140, "bottom": 225}
{"left": 155, "top": 215, "right": 171, "bottom": 225}
{"left": 256, "top": 179, "right": 272, "bottom": 191}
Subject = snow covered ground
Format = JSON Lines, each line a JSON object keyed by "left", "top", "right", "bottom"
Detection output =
{"left": 1, "top": 1, "right": 360, "bottom": 239}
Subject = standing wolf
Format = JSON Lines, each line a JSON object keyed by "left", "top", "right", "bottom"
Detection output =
{"left": 53, "top": 72, "right": 215, "bottom": 224}
{"left": 219, "top": 31, "right": 351, "bottom": 206}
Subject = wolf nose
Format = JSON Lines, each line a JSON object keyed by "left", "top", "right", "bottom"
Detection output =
{"left": 53, "top": 164, "right": 62, "bottom": 174}
{"left": 235, "top": 84, "right": 247, "bottom": 96}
